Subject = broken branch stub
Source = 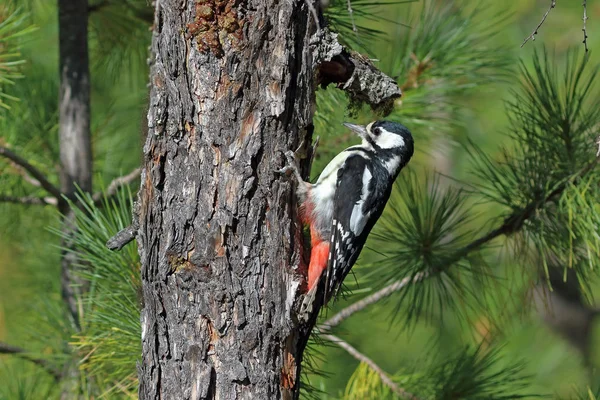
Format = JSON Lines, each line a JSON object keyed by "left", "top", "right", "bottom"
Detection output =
{"left": 313, "top": 28, "right": 401, "bottom": 114}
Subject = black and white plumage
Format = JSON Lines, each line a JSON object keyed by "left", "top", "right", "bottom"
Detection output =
{"left": 281, "top": 120, "right": 414, "bottom": 304}
{"left": 322, "top": 121, "right": 414, "bottom": 300}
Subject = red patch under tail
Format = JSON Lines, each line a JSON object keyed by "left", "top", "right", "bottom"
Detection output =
{"left": 308, "top": 225, "right": 329, "bottom": 290}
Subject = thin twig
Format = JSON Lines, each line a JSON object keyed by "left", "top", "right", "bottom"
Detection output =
{"left": 582, "top": 0, "right": 589, "bottom": 52}
{"left": 92, "top": 168, "right": 141, "bottom": 204}
{"left": 320, "top": 156, "right": 600, "bottom": 330}
{"left": 0, "top": 195, "right": 57, "bottom": 206}
{"left": 347, "top": 0, "right": 357, "bottom": 34}
{"left": 521, "top": 0, "right": 556, "bottom": 48}
{"left": 0, "top": 146, "right": 64, "bottom": 202}
{"left": 305, "top": 0, "right": 321, "bottom": 32}
{"left": 0, "top": 341, "right": 61, "bottom": 381}
{"left": 323, "top": 334, "right": 419, "bottom": 399}
{"left": 320, "top": 274, "right": 424, "bottom": 331}
{"left": 4, "top": 161, "right": 42, "bottom": 188}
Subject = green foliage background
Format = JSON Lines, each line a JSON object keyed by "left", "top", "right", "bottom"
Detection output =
{"left": 1, "top": 0, "right": 600, "bottom": 398}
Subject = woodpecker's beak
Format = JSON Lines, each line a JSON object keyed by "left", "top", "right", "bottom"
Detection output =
{"left": 343, "top": 123, "right": 368, "bottom": 140}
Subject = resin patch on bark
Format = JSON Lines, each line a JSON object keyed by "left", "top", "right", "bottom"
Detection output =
{"left": 187, "top": 0, "right": 244, "bottom": 58}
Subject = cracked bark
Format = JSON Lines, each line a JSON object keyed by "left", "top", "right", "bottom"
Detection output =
{"left": 137, "top": 1, "right": 400, "bottom": 399}
{"left": 138, "top": 1, "right": 315, "bottom": 398}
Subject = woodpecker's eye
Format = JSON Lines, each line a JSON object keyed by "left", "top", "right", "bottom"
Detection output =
{"left": 373, "top": 127, "right": 382, "bottom": 136}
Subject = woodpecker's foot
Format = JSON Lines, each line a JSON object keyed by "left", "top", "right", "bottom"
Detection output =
{"left": 276, "top": 150, "right": 304, "bottom": 183}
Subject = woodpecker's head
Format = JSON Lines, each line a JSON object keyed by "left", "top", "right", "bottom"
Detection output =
{"left": 343, "top": 120, "right": 414, "bottom": 174}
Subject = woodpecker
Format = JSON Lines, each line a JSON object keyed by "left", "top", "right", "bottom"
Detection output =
{"left": 280, "top": 120, "right": 414, "bottom": 303}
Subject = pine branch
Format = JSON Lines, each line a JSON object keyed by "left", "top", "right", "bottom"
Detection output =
{"left": 322, "top": 334, "right": 419, "bottom": 400}
{"left": 0, "top": 146, "right": 64, "bottom": 202}
{"left": 0, "top": 195, "right": 57, "bottom": 206}
{"left": 321, "top": 156, "right": 599, "bottom": 330}
{"left": 521, "top": 0, "right": 556, "bottom": 48}
{"left": 320, "top": 273, "right": 426, "bottom": 331}
{"left": 92, "top": 167, "right": 141, "bottom": 204}
{"left": 0, "top": 341, "right": 61, "bottom": 381}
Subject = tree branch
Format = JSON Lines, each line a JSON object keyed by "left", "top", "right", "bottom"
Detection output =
{"left": 312, "top": 28, "right": 401, "bottom": 113}
{"left": 0, "top": 341, "right": 61, "bottom": 381}
{"left": 320, "top": 274, "right": 424, "bottom": 331}
{"left": 106, "top": 223, "right": 138, "bottom": 251}
{"left": 321, "top": 157, "right": 600, "bottom": 330}
{"left": 521, "top": 0, "right": 556, "bottom": 48}
{"left": 322, "top": 334, "right": 419, "bottom": 399}
{"left": 92, "top": 167, "right": 141, "bottom": 204}
{"left": 4, "top": 161, "right": 43, "bottom": 188}
{"left": 0, "top": 195, "right": 57, "bottom": 206}
{"left": 0, "top": 146, "right": 64, "bottom": 202}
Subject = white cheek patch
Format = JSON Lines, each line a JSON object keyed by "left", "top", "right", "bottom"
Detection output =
{"left": 377, "top": 129, "right": 405, "bottom": 149}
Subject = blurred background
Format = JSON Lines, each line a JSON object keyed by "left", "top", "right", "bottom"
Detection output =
{"left": 1, "top": 0, "right": 600, "bottom": 398}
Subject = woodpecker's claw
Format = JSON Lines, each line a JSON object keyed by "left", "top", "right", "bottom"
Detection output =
{"left": 284, "top": 150, "right": 297, "bottom": 164}
{"left": 276, "top": 150, "right": 304, "bottom": 184}
{"left": 275, "top": 151, "right": 295, "bottom": 174}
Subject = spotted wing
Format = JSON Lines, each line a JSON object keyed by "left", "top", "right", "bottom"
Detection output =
{"left": 324, "top": 155, "right": 387, "bottom": 302}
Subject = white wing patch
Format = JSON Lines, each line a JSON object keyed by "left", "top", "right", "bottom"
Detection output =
{"left": 349, "top": 168, "right": 372, "bottom": 235}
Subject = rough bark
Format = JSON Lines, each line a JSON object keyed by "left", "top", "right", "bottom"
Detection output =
{"left": 58, "top": 0, "right": 92, "bottom": 329}
{"left": 136, "top": 1, "right": 402, "bottom": 398}
{"left": 137, "top": 1, "right": 315, "bottom": 398}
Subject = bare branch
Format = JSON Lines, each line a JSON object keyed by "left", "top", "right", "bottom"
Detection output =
{"left": 0, "top": 146, "right": 64, "bottom": 202}
{"left": 0, "top": 195, "right": 57, "bottom": 206}
{"left": 92, "top": 167, "right": 141, "bottom": 204}
{"left": 106, "top": 223, "right": 138, "bottom": 251}
{"left": 521, "top": 0, "right": 556, "bottom": 48}
{"left": 582, "top": 0, "right": 589, "bottom": 52}
{"left": 0, "top": 341, "right": 61, "bottom": 381}
{"left": 320, "top": 274, "right": 424, "bottom": 331}
{"left": 304, "top": 0, "right": 321, "bottom": 32}
{"left": 323, "top": 334, "right": 420, "bottom": 399}
{"left": 313, "top": 28, "right": 401, "bottom": 113}
{"left": 4, "top": 161, "right": 42, "bottom": 188}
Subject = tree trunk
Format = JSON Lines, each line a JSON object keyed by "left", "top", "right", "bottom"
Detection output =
{"left": 58, "top": 0, "right": 92, "bottom": 330}
{"left": 137, "top": 0, "right": 316, "bottom": 398}
{"left": 57, "top": 1, "right": 91, "bottom": 397}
